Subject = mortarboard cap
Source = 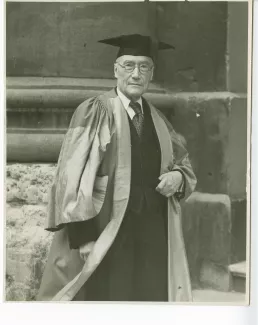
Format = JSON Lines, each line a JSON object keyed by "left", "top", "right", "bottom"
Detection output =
{"left": 98, "top": 34, "right": 174, "bottom": 60}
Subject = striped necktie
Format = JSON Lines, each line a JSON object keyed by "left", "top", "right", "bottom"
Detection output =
{"left": 130, "top": 101, "right": 144, "bottom": 137}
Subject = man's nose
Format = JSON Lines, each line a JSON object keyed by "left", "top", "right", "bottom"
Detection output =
{"left": 131, "top": 66, "right": 140, "bottom": 78}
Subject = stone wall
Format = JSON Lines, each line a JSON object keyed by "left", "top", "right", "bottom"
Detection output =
{"left": 6, "top": 2, "right": 228, "bottom": 91}
{"left": 6, "top": 164, "right": 55, "bottom": 300}
{"left": 182, "top": 192, "right": 232, "bottom": 291}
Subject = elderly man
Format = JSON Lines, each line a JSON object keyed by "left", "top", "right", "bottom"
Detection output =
{"left": 37, "top": 34, "right": 197, "bottom": 302}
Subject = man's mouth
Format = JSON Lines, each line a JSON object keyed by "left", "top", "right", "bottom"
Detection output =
{"left": 129, "top": 83, "right": 142, "bottom": 86}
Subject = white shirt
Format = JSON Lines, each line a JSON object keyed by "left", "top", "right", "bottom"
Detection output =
{"left": 117, "top": 87, "right": 143, "bottom": 120}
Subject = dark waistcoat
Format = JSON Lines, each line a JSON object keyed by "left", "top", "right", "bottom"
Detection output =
{"left": 127, "top": 99, "right": 166, "bottom": 214}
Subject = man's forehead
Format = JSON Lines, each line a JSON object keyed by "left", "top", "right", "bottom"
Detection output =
{"left": 117, "top": 55, "right": 153, "bottom": 64}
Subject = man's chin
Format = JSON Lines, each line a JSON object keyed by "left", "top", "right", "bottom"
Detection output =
{"left": 126, "top": 88, "right": 144, "bottom": 99}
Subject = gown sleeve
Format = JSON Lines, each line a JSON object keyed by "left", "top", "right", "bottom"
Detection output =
{"left": 156, "top": 109, "right": 197, "bottom": 201}
{"left": 171, "top": 133, "right": 197, "bottom": 201}
{"left": 66, "top": 218, "right": 98, "bottom": 249}
{"left": 45, "top": 96, "right": 114, "bottom": 232}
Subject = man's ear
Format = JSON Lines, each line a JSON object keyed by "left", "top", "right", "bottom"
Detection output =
{"left": 150, "top": 67, "right": 154, "bottom": 81}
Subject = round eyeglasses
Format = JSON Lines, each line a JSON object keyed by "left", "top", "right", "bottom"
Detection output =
{"left": 116, "top": 62, "right": 153, "bottom": 74}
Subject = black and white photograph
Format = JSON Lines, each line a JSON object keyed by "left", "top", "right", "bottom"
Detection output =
{"left": 4, "top": 0, "right": 251, "bottom": 305}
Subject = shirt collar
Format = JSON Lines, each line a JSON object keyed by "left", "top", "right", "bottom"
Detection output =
{"left": 116, "top": 87, "right": 143, "bottom": 114}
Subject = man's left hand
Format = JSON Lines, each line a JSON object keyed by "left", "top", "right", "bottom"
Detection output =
{"left": 155, "top": 171, "right": 183, "bottom": 198}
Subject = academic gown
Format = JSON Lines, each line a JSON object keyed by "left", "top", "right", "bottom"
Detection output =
{"left": 71, "top": 98, "right": 169, "bottom": 301}
{"left": 37, "top": 89, "right": 197, "bottom": 302}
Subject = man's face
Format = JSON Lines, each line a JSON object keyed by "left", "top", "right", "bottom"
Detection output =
{"left": 114, "top": 55, "right": 154, "bottom": 101}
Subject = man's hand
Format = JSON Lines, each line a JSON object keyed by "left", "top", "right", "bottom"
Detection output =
{"left": 79, "top": 241, "right": 95, "bottom": 262}
{"left": 155, "top": 171, "right": 183, "bottom": 198}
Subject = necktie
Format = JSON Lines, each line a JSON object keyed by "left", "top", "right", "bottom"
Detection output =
{"left": 130, "top": 101, "right": 144, "bottom": 137}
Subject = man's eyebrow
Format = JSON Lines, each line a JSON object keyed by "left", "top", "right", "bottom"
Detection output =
{"left": 122, "top": 60, "right": 134, "bottom": 64}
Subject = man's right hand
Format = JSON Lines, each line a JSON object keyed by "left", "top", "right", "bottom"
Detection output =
{"left": 79, "top": 241, "right": 95, "bottom": 262}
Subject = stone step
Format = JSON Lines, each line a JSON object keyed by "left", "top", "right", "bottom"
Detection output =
{"left": 192, "top": 289, "right": 246, "bottom": 304}
{"left": 228, "top": 260, "right": 247, "bottom": 293}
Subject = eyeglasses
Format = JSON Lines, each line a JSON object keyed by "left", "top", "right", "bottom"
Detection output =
{"left": 116, "top": 61, "right": 153, "bottom": 74}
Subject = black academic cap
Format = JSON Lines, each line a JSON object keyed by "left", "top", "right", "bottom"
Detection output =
{"left": 98, "top": 34, "right": 174, "bottom": 60}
